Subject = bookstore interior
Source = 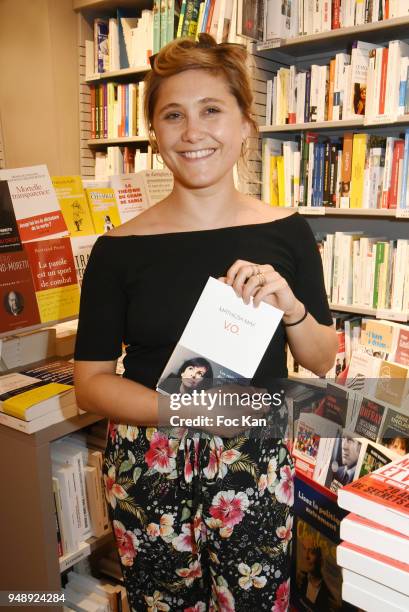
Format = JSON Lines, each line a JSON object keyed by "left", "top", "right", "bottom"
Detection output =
{"left": 1, "top": 0, "right": 409, "bottom": 610}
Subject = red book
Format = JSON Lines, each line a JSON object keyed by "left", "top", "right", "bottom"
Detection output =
{"left": 338, "top": 454, "right": 409, "bottom": 536}
{"left": 0, "top": 249, "right": 40, "bottom": 333}
{"left": 332, "top": 0, "right": 341, "bottom": 29}
{"left": 341, "top": 513, "right": 409, "bottom": 564}
{"left": 388, "top": 140, "right": 404, "bottom": 209}
{"left": 379, "top": 47, "right": 389, "bottom": 115}
{"left": 337, "top": 541, "right": 409, "bottom": 597}
{"left": 205, "top": 0, "right": 216, "bottom": 33}
{"left": 385, "top": 0, "right": 390, "bottom": 19}
{"left": 394, "top": 327, "right": 409, "bottom": 366}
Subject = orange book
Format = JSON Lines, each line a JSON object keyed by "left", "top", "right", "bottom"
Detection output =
{"left": 338, "top": 454, "right": 409, "bottom": 536}
{"left": 327, "top": 59, "right": 335, "bottom": 121}
{"left": 379, "top": 47, "right": 389, "bottom": 115}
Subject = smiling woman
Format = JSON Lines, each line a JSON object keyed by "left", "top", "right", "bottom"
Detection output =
{"left": 74, "top": 33, "right": 337, "bottom": 612}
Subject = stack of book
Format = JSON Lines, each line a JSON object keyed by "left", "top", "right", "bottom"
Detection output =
{"left": 337, "top": 453, "right": 409, "bottom": 610}
{"left": 0, "top": 359, "right": 77, "bottom": 434}
{"left": 63, "top": 569, "right": 129, "bottom": 612}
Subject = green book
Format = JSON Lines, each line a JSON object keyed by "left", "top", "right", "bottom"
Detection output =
{"left": 153, "top": 0, "right": 161, "bottom": 53}
{"left": 176, "top": 0, "right": 187, "bottom": 38}
{"left": 160, "top": 0, "right": 168, "bottom": 48}
{"left": 181, "top": 0, "right": 195, "bottom": 37}
{"left": 372, "top": 241, "right": 385, "bottom": 308}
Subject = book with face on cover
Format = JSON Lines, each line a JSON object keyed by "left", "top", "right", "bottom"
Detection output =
{"left": 156, "top": 276, "right": 283, "bottom": 396}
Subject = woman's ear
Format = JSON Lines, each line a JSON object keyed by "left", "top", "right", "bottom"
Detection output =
{"left": 241, "top": 119, "right": 251, "bottom": 142}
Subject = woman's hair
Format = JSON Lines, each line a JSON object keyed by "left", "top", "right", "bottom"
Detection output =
{"left": 177, "top": 357, "right": 213, "bottom": 381}
{"left": 144, "top": 33, "right": 258, "bottom": 149}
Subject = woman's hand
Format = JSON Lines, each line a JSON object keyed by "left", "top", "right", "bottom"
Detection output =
{"left": 220, "top": 259, "right": 304, "bottom": 322}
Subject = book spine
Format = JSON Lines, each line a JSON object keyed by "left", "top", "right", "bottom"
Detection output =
{"left": 332, "top": 0, "right": 341, "bottom": 27}
{"left": 388, "top": 140, "right": 404, "bottom": 209}
{"left": 399, "top": 130, "right": 409, "bottom": 209}
{"left": 379, "top": 47, "right": 389, "bottom": 115}
{"left": 153, "top": 0, "right": 161, "bottom": 52}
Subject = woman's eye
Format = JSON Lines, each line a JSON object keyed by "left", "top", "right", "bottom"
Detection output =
{"left": 164, "top": 112, "right": 182, "bottom": 120}
{"left": 205, "top": 107, "right": 220, "bottom": 115}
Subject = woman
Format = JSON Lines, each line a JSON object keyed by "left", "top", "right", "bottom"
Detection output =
{"left": 159, "top": 356, "right": 214, "bottom": 395}
{"left": 74, "top": 34, "right": 337, "bottom": 611}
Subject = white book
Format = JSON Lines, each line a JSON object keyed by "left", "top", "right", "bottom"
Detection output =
{"left": 380, "top": 137, "right": 397, "bottom": 208}
{"left": 293, "top": 150, "right": 301, "bottom": 207}
{"left": 296, "top": 72, "right": 306, "bottom": 123}
{"left": 355, "top": 0, "right": 365, "bottom": 24}
{"left": 398, "top": 56, "right": 409, "bottom": 116}
{"left": 398, "top": 0, "right": 409, "bottom": 16}
{"left": 333, "top": 53, "right": 350, "bottom": 121}
{"left": 84, "top": 466, "right": 106, "bottom": 538}
{"left": 87, "top": 450, "right": 109, "bottom": 531}
{"left": 66, "top": 578, "right": 110, "bottom": 612}
{"left": 157, "top": 277, "right": 284, "bottom": 392}
{"left": 317, "top": 65, "right": 328, "bottom": 123}
{"left": 0, "top": 403, "right": 77, "bottom": 434}
{"left": 137, "top": 81, "right": 147, "bottom": 137}
{"left": 342, "top": 64, "right": 352, "bottom": 120}
{"left": 309, "top": 64, "right": 320, "bottom": 122}
{"left": 52, "top": 443, "right": 92, "bottom": 541}
{"left": 63, "top": 586, "right": 104, "bottom": 612}
{"left": 85, "top": 40, "right": 95, "bottom": 80}
{"left": 52, "top": 464, "right": 80, "bottom": 553}
{"left": 372, "top": 0, "right": 380, "bottom": 21}
{"left": 0, "top": 165, "right": 68, "bottom": 242}
{"left": 385, "top": 41, "right": 409, "bottom": 119}
{"left": 304, "top": 0, "right": 314, "bottom": 35}
{"left": 348, "top": 41, "right": 379, "bottom": 120}
{"left": 265, "top": 80, "right": 273, "bottom": 126}
{"left": 312, "top": 0, "right": 321, "bottom": 33}
{"left": 108, "top": 18, "right": 120, "bottom": 72}
{"left": 343, "top": 579, "right": 408, "bottom": 612}
{"left": 344, "top": 570, "right": 409, "bottom": 609}
{"left": 264, "top": 0, "right": 294, "bottom": 40}
{"left": 341, "top": 513, "right": 409, "bottom": 564}
{"left": 272, "top": 76, "right": 278, "bottom": 126}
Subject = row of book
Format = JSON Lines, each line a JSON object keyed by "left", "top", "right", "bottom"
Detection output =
{"left": 89, "top": 82, "right": 146, "bottom": 140}
{"left": 90, "top": 0, "right": 240, "bottom": 76}
{"left": 266, "top": 39, "right": 409, "bottom": 127}
{"left": 337, "top": 452, "right": 409, "bottom": 610}
{"left": 263, "top": 0, "right": 409, "bottom": 43}
{"left": 0, "top": 165, "right": 173, "bottom": 335}
{"left": 261, "top": 132, "right": 409, "bottom": 211}
{"left": 318, "top": 231, "right": 409, "bottom": 313}
{"left": 51, "top": 430, "right": 110, "bottom": 559}
{"left": 94, "top": 146, "right": 160, "bottom": 179}
{"left": 63, "top": 568, "right": 129, "bottom": 612}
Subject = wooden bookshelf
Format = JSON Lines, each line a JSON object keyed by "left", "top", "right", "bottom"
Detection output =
{"left": 59, "top": 530, "right": 113, "bottom": 573}
{"left": 85, "top": 66, "right": 149, "bottom": 83}
{"left": 257, "top": 15, "right": 409, "bottom": 57}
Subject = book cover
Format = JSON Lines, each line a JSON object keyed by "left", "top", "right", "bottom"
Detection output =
{"left": 375, "top": 360, "right": 408, "bottom": 407}
{"left": 394, "top": 327, "right": 409, "bottom": 367}
{"left": 84, "top": 187, "right": 121, "bottom": 234}
{"left": 1, "top": 383, "right": 73, "bottom": 421}
{"left": 24, "top": 237, "right": 80, "bottom": 324}
{"left": 0, "top": 249, "right": 41, "bottom": 333}
{"left": 0, "top": 180, "right": 22, "bottom": 252}
{"left": 356, "top": 439, "right": 399, "bottom": 479}
{"left": 379, "top": 408, "right": 409, "bottom": 454}
{"left": 52, "top": 176, "right": 96, "bottom": 237}
{"left": 293, "top": 413, "right": 341, "bottom": 481}
{"left": 292, "top": 475, "right": 346, "bottom": 611}
{"left": 0, "top": 165, "right": 68, "bottom": 243}
{"left": 157, "top": 276, "right": 283, "bottom": 394}
{"left": 324, "top": 431, "right": 363, "bottom": 493}
{"left": 110, "top": 170, "right": 172, "bottom": 223}
{"left": 337, "top": 453, "right": 409, "bottom": 535}
{"left": 353, "top": 396, "right": 386, "bottom": 441}
{"left": 70, "top": 235, "right": 98, "bottom": 287}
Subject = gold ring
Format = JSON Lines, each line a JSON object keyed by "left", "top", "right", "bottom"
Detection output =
{"left": 258, "top": 272, "right": 266, "bottom": 286}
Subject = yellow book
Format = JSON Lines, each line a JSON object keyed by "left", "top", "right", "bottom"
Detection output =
{"left": 277, "top": 156, "right": 285, "bottom": 206}
{"left": 85, "top": 187, "right": 121, "bottom": 234}
{"left": 52, "top": 176, "right": 96, "bottom": 236}
{"left": 270, "top": 156, "right": 279, "bottom": 207}
{"left": 3, "top": 382, "right": 73, "bottom": 420}
{"left": 350, "top": 133, "right": 368, "bottom": 209}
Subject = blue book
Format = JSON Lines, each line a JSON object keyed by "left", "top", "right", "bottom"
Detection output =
{"left": 304, "top": 70, "right": 311, "bottom": 123}
{"left": 201, "top": 0, "right": 212, "bottom": 33}
{"left": 399, "top": 129, "right": 409, "bottom": 209}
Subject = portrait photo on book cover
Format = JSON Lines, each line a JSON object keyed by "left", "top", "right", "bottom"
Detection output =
{"left": 325, "top": 434, "right": 362, "bottom": 492}
{"left": 157, "top": 344, "right": 246, "bottom": 397}
{"left": 295, "top": 519, "right": 342, "bottom": 612}
{"left": 4, "top": 290, "right": 24, "bottom": 316}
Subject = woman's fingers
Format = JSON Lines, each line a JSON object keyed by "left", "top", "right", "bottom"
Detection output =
{"left": 253, "top": 277, "right": 289, "bottom": 308}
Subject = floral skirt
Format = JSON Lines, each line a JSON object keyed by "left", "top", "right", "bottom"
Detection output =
{"left": 104, "top": 424, "right": 294, "bottom": 612}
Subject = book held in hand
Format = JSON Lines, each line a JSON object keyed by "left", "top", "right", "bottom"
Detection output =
{"left": 157, "top": 276, "right": 283, "bottom": 395}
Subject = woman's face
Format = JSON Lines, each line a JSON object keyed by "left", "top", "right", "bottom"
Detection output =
{"left": 152, "top": 69, "right": 250, "bottom": 190}
{"left": 180, "top": 365, "right": 207, "bottom": 389}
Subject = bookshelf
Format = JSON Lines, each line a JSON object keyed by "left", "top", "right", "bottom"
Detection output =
{"left": 257, "top": 19, "right": 409, "bottom": 327}
{"left": 87, "top": 135, "right": 149, "bottom": 147}
{"left": 0, "top": 412, "right": 106, "bottom": 607}
{"left": 85, "top": 65, "right": 149, "bottom": 82}
{"left": 256, "top": 15, "right": 409, "bottom": 56}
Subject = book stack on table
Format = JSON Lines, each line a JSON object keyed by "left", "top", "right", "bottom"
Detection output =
{"left": 337, "top": 453, "right": 409, "bottom": 611}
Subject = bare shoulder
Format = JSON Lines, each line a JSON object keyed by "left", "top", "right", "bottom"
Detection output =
{"left": 104, "top": 206, "right": 163, "bottom": 237}
{"left": 241, "top": 196, "right": 297, "bottom": 223}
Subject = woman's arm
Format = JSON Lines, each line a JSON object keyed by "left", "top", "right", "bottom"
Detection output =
{"left": 282, "top": 300, "right": 338, "bottom": 378}
{"left": 74, "top": 360, "right": 159, "bottom": 426}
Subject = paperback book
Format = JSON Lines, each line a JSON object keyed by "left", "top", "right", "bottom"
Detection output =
{"left": 156, "top": 276, "right": 283, "bottom": 394}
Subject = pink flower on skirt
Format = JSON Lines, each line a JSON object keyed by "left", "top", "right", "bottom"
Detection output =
{"left": 144, "top": 431, "right": 178, "bottom": 474}
{"left": 113, "top": 520, "right": 139, "bottom": 566}
{"left": 274, "top": 465, "right": 294, "bottom": 506}
{"left": 272, "top": 578, "right": 290, "bottom": 612}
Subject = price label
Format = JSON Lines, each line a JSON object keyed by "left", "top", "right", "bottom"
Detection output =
{"left": 257, "top": 39, "right": 283, "bottom": 50}
{"left": 395, "top": 208, "right": 409, "bottom": 219}
{"left": 298, "top": 207, "right": 326, "bottom": 215}
{"left": 376, "top": 309, "right": 408, "bottom": 322}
